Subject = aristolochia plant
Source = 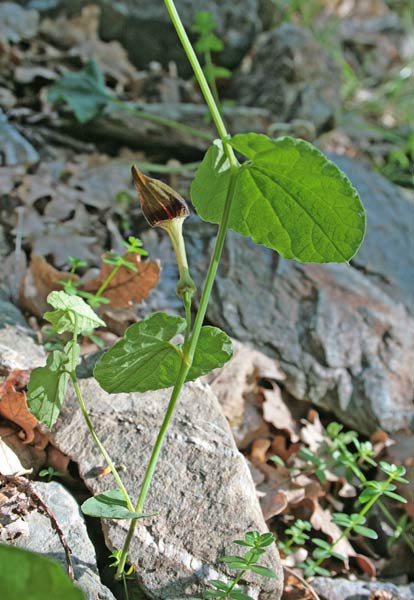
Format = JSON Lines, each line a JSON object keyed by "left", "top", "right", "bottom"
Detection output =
{"left": 26, "top": 0, "right": 366, "bottom": 593}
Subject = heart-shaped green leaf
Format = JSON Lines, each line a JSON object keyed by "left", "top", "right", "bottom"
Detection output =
{"left": 94, "top": 312, "right": 233, "bottom": 394}
{"left": 45, "top": 291, "right": 106, "bottom": 335}
{"left": 81, "top": 489, "right": 155, "bottom": 520}
{"left": 48, "top": 59, "right": 110, "bottom": 123}
{"left": 0, "top": 545, "right": 85, "bottom": 600}
{"left": 191, "top": 134, "right": 365, "bottom": 263}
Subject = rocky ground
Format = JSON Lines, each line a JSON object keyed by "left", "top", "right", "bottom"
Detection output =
{"left": 0, "top": 1, "right": 413, "bottom": 599}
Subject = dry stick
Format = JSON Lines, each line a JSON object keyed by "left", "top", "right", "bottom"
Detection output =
{"left": 0, "top": 472, "right": 74, "bottom": 580}
{"left": 283, "top": 565, "right": 321, "bottom": 600}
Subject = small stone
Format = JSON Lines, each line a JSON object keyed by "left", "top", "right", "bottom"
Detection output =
{"left": 312, "top": 576, "right": 414, "bottom": 600}
{"left": 0, "top": 291, "right": 46, "bottom": 372}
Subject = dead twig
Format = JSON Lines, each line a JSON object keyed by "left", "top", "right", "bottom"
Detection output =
{"left": 0, "top": 472, "right": 74, "bottom": 580}
{"left": 283, "top": 565, "right": 321, "bottom": 600}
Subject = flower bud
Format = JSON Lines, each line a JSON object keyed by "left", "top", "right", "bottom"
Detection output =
{"left": 131, "top": 165, "right": 196, "bottom": 299}
{"left": 131, "top": 165, "right": 189, "bottom": 229}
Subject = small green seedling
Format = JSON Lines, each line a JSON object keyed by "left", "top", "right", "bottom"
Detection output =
{"left": 278, "top": 519, "right": 311, "bottom": 556}
{"left": 278, "top": 422, "right": 413, "bottom": 576}
{"left": 38, "top": 466, "right": 65, "bottom": 482}
{"left": 205, "top": 531, "right": 278, "bottom": 599}
{"left": 192, "top": 11, "right": 231, "bottom": 110}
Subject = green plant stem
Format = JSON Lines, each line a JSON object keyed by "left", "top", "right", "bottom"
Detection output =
{"left": 225, "top": 568, "right": 247, "bottom": 596}
{"left": 313, "top": 475, "right": 394, "bottom": 570}
{"left": 377, "top": 499, "right": 414, "bottom": 552}
{"left": 115, "top": 167, "right": 239, "bottom": 579}
{"left": 95, "top": 265, "right": 121, "bottom": 298}
{"left": 163, "top": 0, "right": 238, "bottom": 168}
{"left": 115, "top": 0, "right": 240, "bottom": 579}
{"left": 71, "top": 375, "right": 134, "bottom": 512}
{"left": 205, "top": 49, "right": 220, "bottom": 107}
{"left": 110, "top": 98, "right": 211, "bottom": 142}
{"left": 70, "top": 316, "right": 133, "bottom": 512}
{"left": 183, "top": 291, "right": 192, "bottom": 347}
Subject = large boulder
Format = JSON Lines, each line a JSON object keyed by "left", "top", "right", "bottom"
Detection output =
{"left": 51, "top": 378, "right": 283, "bottom": 599}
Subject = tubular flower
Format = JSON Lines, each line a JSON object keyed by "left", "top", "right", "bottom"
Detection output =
{"left": 131, "top": 165, "right": 196, "bottom": 299}
{"left": 131, "top": 165, "right": 189, "bottom": 228}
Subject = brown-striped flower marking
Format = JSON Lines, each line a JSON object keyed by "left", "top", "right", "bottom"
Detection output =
{"left": 131, "top": 165, "right": 189, "bottom": 228}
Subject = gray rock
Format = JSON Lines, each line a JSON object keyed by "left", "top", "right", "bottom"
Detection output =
{"left": 312, "top": 576, "right": 414, "bottom": 600}
{"left": 185, "top": 172, "right": 414, "bottom": 436}
{"left": 0, "top": 110, "right": 39, "bottom": 167}
{"left": 232, "top": 24, "right": 341, "bottom": 132}
{"left": 328, "top": 154, "right": 414, "bottom": 312}
{"left": 12, "top": 481, "right": 116, "bottom": 600}
{"left": 52, "top": 378, "right": 283, "bottom": 599}
{"left": 24, "top": 0, "right": 260, "bottom": 70}
{"left": 0, "top": 291, "right": 46, "bottom": 371}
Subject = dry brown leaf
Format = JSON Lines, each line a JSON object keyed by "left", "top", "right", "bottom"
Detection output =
{"left": 311, "top": 503, "right": 355, "bottom": 563}
{"left": 46, "top": 445, "right": 70, "bottom": 475}
{"left": 251, "top": 438, "right": 271, "bottom": 463}
{"left": 19, "top": 255, "right": 75, "bottom": 318}
{"left": 0, "top": 374, "right": 38, "bottom": 444}
{"left": 83, "top": 253, "right": 160, "bottom": 308}
{"left": 300, "top": 410, "right": 326, "bottom": 453}
{"left": 354, "top": 553, "right": 376, "bottom": 577}
{"left": 203, "top": 341, "right": 285, "bottom": 422}
{"left": 262, "top": 385, "right": 299, "bottom": 442}
{"left": 270, "top": 434, "right": 300, "bottom": 462}
{"left": 261, "top": 490, "right": 289, "bottom": 519}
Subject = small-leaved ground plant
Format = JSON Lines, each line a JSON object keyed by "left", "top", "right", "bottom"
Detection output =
{"left": 275, "top": 422, "right": 413, "bottom": 577}
{"left": 22, "top": 0, "right": 367, "bottom": 597}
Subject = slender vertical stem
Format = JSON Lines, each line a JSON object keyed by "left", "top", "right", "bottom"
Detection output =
{"left": 70, "top": 376, "right": 134, "bottom": 512}
{"left": 116, "top": 168, "right": 239, "bottom": 579}
{"left": 204, "top": 49, "right": 220, "bottom": 108}
{"left": 163, "top": 0, "right": 238, "bottom": 169}
{"left": 70, "top": 315, "right": 133, "bottom": 512}
{"left": 115, "top": 0, "right": 241, "bottom": 579}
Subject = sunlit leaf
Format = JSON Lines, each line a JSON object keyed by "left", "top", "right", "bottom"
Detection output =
{"left": 191, "top": 134, "right": 365, "bottom": 263}
{"left": 94, "top": 313, "right": 232, "bottom": 393}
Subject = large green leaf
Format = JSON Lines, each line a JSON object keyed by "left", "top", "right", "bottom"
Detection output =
{"left": 188, "top": 326, "right": 233, "bottom": 380}
{"left": 48, "top": 59, "right": 110, "bottom": 123}
{"left": 0, "top": 545, "right": 85, "bottom": 600}
{"left": 81, "top": 489, "right": 155, "bottom": 520}
{"left": 26, "top": 350, "right": 71, "bottom": 429}
{"left": 191, "top": 134, "right": 366, "bottom": 263}
{"left": 94, "top": 312, "right": 233, "bottom": 394}
{"left": 44, "top": 291, "right": 106, "bottom": 335}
